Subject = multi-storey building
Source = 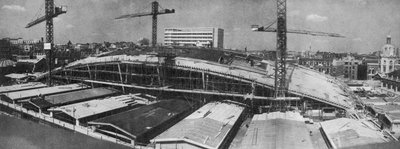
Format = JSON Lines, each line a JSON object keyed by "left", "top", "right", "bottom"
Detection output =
{"left": 298, "top": 52, "right": 347, "bottom": 77}
{"left": 164, "top": 27, "right": 224, "bottom": 49}
{"left": 341, "top": 55, "right": 362, "bottom": 80}
{"left": 0, "top": 38, "right": 12, "bottom": 59}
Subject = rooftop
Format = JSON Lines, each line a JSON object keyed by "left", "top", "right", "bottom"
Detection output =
{"left": 89, "top": 99, "right": 194, "bottom": 143}
{"left": 59, "top": 54, "right": 355, "bottom": 109}
{"left": 4, "top": 83, "right": 88, "bottom": 101}
{"left": 373, "top": 104, "right": 400, "bottom": 123}
{"left": 0, "top": 82, "right": 46, "bottom": 94}
{"left": 152, "top": 101, "right": 245, "bottom": 149}
{"left": 234, "top": 112, "right": 313, "bottom": 149}
{"left": 321, "top": 118, "right": 391, "bottom": 149}
{"left": 44, "top": 87, "right": 118, "bottom": 105}
{"left": 48, "top": 94, "right": 149, "bottom": 119}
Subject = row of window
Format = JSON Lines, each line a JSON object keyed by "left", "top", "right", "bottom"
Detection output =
{"left": 165, "top": 40, "right": 212, "bottom": 43}
{"left": 344, "top": 62, "right": 358, "bottom": 65}
{"left": 165, "top": 33, "right": 213, "bottom": 35}
{"left": 164, "top": 36, "right": 213, "bottom": 39}
{"left": 300, "top": 61, "right": 331, "bottom": 66}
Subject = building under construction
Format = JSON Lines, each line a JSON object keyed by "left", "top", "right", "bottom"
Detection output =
{"left": 36, "top": 47, "right": 356, "bottom": 117}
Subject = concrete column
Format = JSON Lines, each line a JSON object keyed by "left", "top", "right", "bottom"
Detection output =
{"left": 202, "top": 71, "right": 206, "bottom": 89}
{"left": 76, "top": 119, "right": 80, "bottom": 126}
{"left": 131, "top": 140, "right": 135, "bottom": 147}
{"left": 50, "top": 112, "right": 53, "bottom": 117}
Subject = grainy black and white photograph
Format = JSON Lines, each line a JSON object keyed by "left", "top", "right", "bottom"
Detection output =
{"left": 1, "top": 0, "right": 400, "bottom": 148}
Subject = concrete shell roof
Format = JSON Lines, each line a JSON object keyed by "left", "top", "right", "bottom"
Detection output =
{"left": 59, "top": 54, "right": 355, "bottom": 109}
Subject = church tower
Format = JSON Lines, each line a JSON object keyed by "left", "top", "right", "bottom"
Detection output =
{"left": 380, "top": 35, "right": 398, "bottom": 74}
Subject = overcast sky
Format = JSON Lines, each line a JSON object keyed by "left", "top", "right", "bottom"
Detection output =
{"left": 1, "top": 0, "right": 399, "bottom": 53}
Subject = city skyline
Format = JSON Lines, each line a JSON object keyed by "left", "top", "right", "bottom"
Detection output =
{"left": 1, "top": 0, "right": 400, "bottom": 53}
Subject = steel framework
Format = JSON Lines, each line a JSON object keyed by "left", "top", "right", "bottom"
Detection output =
{"left": 151, "top": 2, "right": 158, "bottom": 47}
{"left": 275, "top": 0, "right": 287, "bottom": 98}
{"left": 45, "top": 0, "right": 55, "bottom": 86}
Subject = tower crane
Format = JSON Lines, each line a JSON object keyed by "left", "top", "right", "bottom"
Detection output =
{"left": 252, "top": 0, "right": 345, "bottom": 110}
{"left": 26, "top": 0, "right": 67, "bottom": 86}
{"left": 115, "top": 1, "right": 175, "bottom": 47}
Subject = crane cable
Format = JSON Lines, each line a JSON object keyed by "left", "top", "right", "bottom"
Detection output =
{"left": 30, "top": 2, "right": 45, "bottom": 22}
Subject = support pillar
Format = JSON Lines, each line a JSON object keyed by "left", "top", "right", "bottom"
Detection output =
{"left": 76, "top": 119, "right": 80, "bottom": 126}
{"left": 202, "top": 71, "right": 206, "bottom": 90}
{"left": 131, "top": 140, "right": 135, "bottom": 147}
{"left": 87, "top": 64, "right": 94, "bottom": 88}
{"left": 117, "top": 63, "right": 125, "bottom": 93}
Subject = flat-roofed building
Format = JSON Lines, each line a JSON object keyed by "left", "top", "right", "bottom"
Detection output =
{"left": 0, "top": 82, "right": 46, "bottom": 94}
{"left": 152, "top": 101, "right": 247, "bottom": 149}
{"left": 234, "top": 111, "right": 314, "bottom": 149}
{"left": 48, "top": 94, "right": 152, "bottom": 125}
{"left": 25, "top": 87, "right": 119, "bottom": 115}
{"left": 164, "top": 27, "right": 224, "bottom": 49}
{"left": 320, "top": 118, "right": 398, "bottom": 149}
{"left": 88, "top": 99, "right": 196, "bottom": 146}
{"left": 0, "top": 83, "right": 88, "bottom": 103}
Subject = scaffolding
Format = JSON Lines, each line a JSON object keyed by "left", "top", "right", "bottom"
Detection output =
{"left": 50, "top": 58, "right": 346, "bottom": 115}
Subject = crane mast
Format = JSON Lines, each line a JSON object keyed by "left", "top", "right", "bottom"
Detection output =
{"left": 152, "top": 2, "right": 158, "bottom": 47}
{"left": 275, "top": 0, "right": 287, "bottom": 98}
{"left": 26, "top": 0, "right": 66, "bottom": 86}
{"left": 45, "top": 0, "right": 54, "bottom": 86}
{"left": 251, "top": 0, "right": 345, "bottom": 111}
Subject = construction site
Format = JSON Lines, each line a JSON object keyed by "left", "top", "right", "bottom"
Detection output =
{"left": 1, "top": 0, "right": 400, "bottom": 149}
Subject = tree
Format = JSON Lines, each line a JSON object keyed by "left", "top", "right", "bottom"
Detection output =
{"left": 138, "top": 38, "right": 150, "bottom": 46}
